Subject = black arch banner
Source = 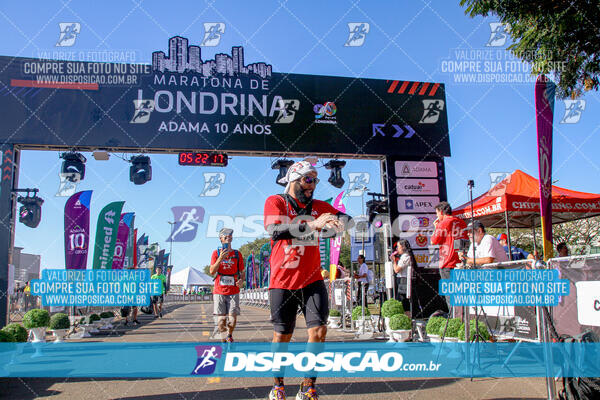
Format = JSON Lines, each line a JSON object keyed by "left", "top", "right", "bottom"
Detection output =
{"left": 0, "top": 47, "right": 449, "bottom": 157}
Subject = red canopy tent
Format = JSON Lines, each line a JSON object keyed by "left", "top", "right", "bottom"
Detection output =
{"left": 453, "top": 169, "right": 600, "bottom": 228}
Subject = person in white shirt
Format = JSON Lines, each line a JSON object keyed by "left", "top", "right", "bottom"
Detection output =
{"left": 354, "top": 255, "right": 369, "bottom": 306}
{"left": 391, "top": 239, "right": 417, "bottom": 311}
{"left": 460, "top": 220, "right": 509, "bottom": 266}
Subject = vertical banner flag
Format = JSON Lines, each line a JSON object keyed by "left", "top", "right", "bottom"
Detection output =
{"left": 535, "top": 75, "right": 556, "bottom": 260}
{"left": 136, "top": 233, "right": 147, "bottom": 268}
{"left": 132, "top": 229, "right": 138, "bottom": 268}
{"left": 112, "top": 212, "right": 134, "bottom": 269}
{"left": 124, "top": 215, "right": 135, "bottom": 269}
{"left": 92, "top": 201, "right": 125, "bottom": 269}
{"left": 329, "top": 191, "right": 348, "bottom": 279}
{"left": 64, "top": 190, "right": 92, "bottom": 269}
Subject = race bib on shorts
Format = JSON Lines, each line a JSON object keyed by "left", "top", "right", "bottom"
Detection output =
{"left": 220, "top": 276, "right": 235, "bottom": 286}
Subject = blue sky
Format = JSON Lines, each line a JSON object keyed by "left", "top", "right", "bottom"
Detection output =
{"left": 4, "top": 1, "right": 599, "bottom": 272}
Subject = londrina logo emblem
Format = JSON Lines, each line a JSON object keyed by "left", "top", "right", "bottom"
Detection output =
{"left": 192, "top": 345, "right": 222, "bottom": 375}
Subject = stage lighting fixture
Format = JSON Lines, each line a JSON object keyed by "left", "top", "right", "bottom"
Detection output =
{"left": 271, "top": 159, "right": 294, "bottom": 187}
{"left": 367, "top": 199, "right": 389, "bottom": 226}
{"left": 17, "top": 194, "right": 44, "bottom": 228}
{"left": 60, "top": 152, "right": 87, "bottom": 182}
{"left": 129, "top": 155, "right": 152, "bottom": 185}
{"left": 324, "top": 160, "right": 346, "bottom": 188}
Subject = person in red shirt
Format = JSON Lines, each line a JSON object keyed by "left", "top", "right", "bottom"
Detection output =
{"left": 264, "top": 160, "right": 351, "bottom": 400}
{"left": 430, "top": 201, "right": 467, "bottom": 312}
{"left": 209, "top": 227, "right": 244, "bottom": 343}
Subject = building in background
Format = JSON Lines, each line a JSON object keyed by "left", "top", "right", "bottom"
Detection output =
{"left": 13, "top": 247, "right": 40, "bottom": 283}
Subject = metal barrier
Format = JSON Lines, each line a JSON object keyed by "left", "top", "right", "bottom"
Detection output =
{"left": 548, "top": 254, "right": 600, "bottom": 337}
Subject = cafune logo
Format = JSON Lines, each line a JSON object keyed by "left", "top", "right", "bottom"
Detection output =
{"left": 345, "top": 23, "right": 370, "bottom": 47}
{"left": 404, "top": 181, "right": 426, "bottom": 191}
{"left": 486, "top": 22, "right": 510, "bottom": 47}
{"left": 192, "top": 345, "right": 222, "bottom": 375}
{"left": 313, "top": 102, "right": 337, "bottom": 124}
{"left": 56, "top": 23, "right": 81, "bottom": 47}
{"left": 420, "top": 100, "right": 444, "bottom": 124}
{"left": 560, "top": 99, "right": 586, "bottom": 124}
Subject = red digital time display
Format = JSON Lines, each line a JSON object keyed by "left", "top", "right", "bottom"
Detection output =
{"left": 178, "top": 152, "right": 228, "bottom": 166}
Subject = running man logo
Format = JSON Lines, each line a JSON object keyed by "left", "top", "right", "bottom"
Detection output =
{"left": 420, "top": 100, "right": 444, "bottom": 124}
{"left": 490, "top": 172, "right": 509, "bottom": 189}
{"left": 274, "top": 99, "right": 300, "bottom": 124}
{"left": 202, "top": 23, "right": 225, "bottom": 47}
{"left": 167, "top": 206, "right": 205, "bottom": 242}
{"left": 347, "top": 172, "right": 370, "bottom": 196}
{"left": 486, "top": 22, "right": 509, "bottom": 47}
{"left": 560, "top": 99, "right": 586, "bottom": 124}
{"left": 56, "top": 23, "right": 81, "bottom": 47}
{"left": 199, "top": 172, "right": 226, "bottom": 197}
{"left": 55, "top": 172, "right": 78, "bottom": 197}
{"left": 191, "top": 345, "right": 222, "bottom": 375}
{"left": 345, "top": 23, "right": 370, "bottom": 47}
{"left": 130, "top": 100, "right": 155, "bottom": 124}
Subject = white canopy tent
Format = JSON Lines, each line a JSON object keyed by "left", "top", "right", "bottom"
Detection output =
{"left": 170, "top": 267, "right": 214, "bottom": 289}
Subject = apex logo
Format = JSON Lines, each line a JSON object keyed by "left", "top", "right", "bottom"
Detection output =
{"left": 192, "top": 345, "right": 222, "bottom": 375}
{"left": 131, "top": 99, "right": 155, "bottom": 124}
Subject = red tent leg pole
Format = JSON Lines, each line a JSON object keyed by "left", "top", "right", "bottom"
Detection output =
{"left": 504, "top": 211, "right": 513, "bottom": 261}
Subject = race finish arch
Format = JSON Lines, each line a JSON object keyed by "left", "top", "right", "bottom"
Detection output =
{"left": 0, "top": 36, "right": 451, "bottom": 325}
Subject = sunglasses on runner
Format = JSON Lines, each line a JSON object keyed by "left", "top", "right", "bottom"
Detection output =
{"left": 301, "top": 175, "right": 319, "bottom": 185}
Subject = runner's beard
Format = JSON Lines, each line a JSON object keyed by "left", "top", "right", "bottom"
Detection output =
{"left": 293, "top": 184, "right": 313, "bottom": 204}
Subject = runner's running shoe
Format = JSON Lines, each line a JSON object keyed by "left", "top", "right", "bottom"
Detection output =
{"left": 268, "top": 385, "right": 286, "bottom": 400}
{"left": 226, "top": 334, "right": 234, "bottom": 343}
{"left": 296, "top": 386, "right": 318, "bottom": 400}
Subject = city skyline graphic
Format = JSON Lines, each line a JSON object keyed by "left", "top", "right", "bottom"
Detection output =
{"left": 152, "top": 35, "right": 273, "bottom": 79}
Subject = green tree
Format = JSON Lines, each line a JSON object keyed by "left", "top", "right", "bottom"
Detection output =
{"left": 238, "top": 236, "right": 270, "bottom": 261}
{"left": 202, "top": 265, "right": 213, "bottom": 277}
{"left": 460, "top": 0, "right": 600, "bottom": 97}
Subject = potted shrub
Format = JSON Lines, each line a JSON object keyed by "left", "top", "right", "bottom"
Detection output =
{"left": 99, "top": 311, "right": 115, "bottom": 329}
{"left": 439, "top": 318, "right": 462, "bottom": 342}
{"left": 351, "top": 306, "right": 371, "bottom": 329}
{"left": 381, "top": 299, "right": 404, "bottom": 331}
{"left": 426, "top": 316, "right": 446, "bottom": 342}
{"left": 23, "top": 309, "right": 50, "bottom": 342}
{"left": 49, "top": 313, "right": 70, "bottom": 342}
{"left": 458, "top": 319, "right": 491, "bottom": 342}
{"left": 0, "top": 330, "right": 15, "bottom": 342}
{"left": 328, "top": 309, "right": 342, "bottom": 328}
{"left": 389, "top": 314, "right": 412, "bottom": 342}
{"left": 2, "top": 323, "right": 28, "bottom": 342}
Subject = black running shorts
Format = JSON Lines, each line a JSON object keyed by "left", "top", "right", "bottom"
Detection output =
{"left": 269, "top": 280, "right": 329, "bottom": 334}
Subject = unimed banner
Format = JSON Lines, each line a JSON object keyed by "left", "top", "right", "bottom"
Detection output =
{"left": 112, "top": 212, "right": 134, "bottom": 270}
{"left": 535, "top": 75, "right": 555, "bottom": 260}
{"left": 64, "top": 191, "right": 92, "bottom": 270}
{"left": 92, "top": 201, "right": 125, "bottom": 269}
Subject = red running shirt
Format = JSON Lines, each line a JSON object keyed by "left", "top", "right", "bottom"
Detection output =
{"left": 430, "top": 215, "right": 468, "bottom": 269}
{"left": 264, "top": 195, "right": 339, "bottom": 290}
{"left": 211, "top": 249, "right": 244, "bottom": 295}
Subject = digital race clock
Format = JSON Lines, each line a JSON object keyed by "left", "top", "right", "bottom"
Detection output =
{"left": 178, "top": 152, "right": 228, "bottom": 166}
